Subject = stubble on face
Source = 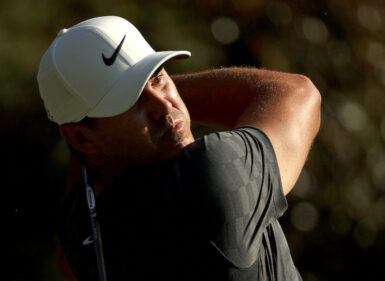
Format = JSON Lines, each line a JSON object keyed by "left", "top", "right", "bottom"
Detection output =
{"left": 146, "top": 110, "right": 192, "bottom": 162}
{"left": 150, "top": 110, "right": 185, "bottom": 145}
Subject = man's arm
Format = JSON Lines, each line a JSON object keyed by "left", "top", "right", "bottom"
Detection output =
{"left": 172, "top": 67, "right": 321, "bottom": 195}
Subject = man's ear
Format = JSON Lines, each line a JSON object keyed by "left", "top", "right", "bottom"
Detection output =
{"left": 59, "top": 123, "right": 100, "bottom": 154}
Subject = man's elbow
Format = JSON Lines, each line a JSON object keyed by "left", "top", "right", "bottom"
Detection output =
{"left": 292, "top": 74, "right": 322, "bottom": 137}
{"left": 294, "top": 74, "right": 322, "bottom": 102}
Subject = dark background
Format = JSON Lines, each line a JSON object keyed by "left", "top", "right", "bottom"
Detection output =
{"left": 1, "top": 0, "right": 385, "bottom": 280}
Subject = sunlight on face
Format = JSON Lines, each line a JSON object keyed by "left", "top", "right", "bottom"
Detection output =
{"left": 90, "top": 68, "right": 195, "bottom": 167}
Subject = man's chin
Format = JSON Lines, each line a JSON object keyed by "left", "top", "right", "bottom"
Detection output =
{"left": 157, "top": 120, "right": 193, "bottom": 147}
{"left": 158, "top": 135, "right": 190, "bottom": 152}
{"left": 155, "top": 133, "right": 194, "bottom": 161}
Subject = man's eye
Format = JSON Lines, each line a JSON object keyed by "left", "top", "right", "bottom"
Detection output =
{"left": 152, "top": 74, "right": 164, "bottom": 85}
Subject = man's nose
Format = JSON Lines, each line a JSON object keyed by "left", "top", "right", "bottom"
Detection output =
{"left": 144, "top": 88, "right": 173, "bottom": 121}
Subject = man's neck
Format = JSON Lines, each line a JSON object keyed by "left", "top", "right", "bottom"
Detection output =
{"left": 66, "top": 152, "right": 122, "bottom": 196}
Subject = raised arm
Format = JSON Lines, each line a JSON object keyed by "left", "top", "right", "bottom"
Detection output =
{"left": 172, "top": 67, "right": 321, "bottom": 195}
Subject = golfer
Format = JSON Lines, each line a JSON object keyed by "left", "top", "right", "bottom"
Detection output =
{"left": 37, "top": 16, "right": 321, "bottom": 281}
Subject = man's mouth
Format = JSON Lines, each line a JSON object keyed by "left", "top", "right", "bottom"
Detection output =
{"left": 160, "top": 120, "right": 184, "bottom": 140}
{"left": 150, "top": 110, "right": 187, "bottom": 147}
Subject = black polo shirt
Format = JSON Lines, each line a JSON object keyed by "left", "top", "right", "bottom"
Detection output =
{"left": 59, "top": 126, "right": 302, "bottom": 281}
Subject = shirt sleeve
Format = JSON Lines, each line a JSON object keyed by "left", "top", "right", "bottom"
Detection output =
{"left": 181, "top": 126, "right": 288, "bottom": 269}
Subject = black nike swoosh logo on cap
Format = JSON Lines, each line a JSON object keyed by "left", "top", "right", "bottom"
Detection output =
{"left": 102, "top": 35, "right": 126, "bottom": 66}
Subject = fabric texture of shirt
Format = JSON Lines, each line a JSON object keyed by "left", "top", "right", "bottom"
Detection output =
{"left": 59, "top": 126, "right": 302, "bottom": 281}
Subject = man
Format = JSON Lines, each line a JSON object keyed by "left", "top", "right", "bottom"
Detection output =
{"left": 37, "top": 16, "right": 321, "bottom": 281}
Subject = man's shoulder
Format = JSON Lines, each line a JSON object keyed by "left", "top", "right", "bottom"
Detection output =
{"left": 182, "top": 126, "right": 276, "bottom": 169}
{"left": 177, "top": 126, "right": 289, "bottom": 270}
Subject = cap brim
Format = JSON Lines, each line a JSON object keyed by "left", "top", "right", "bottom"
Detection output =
{"left": 87, "top": 50, "right": 191, "bottom": 118}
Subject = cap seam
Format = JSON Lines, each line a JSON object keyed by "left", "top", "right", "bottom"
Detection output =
{"left": 50, "top": 37, "right": 91, "bottom": 106}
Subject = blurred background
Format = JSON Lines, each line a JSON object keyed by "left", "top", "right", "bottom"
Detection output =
{"left": 1, "top": 0, "right": 384, "bottom": 280}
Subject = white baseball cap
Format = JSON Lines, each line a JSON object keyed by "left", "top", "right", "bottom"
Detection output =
{"left": 37, "top": 16, "right": 191, "bottom": 125}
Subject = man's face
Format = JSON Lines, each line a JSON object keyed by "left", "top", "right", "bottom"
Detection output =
{"left": 89, "top": 67, "right": 194, "bottom": 168}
